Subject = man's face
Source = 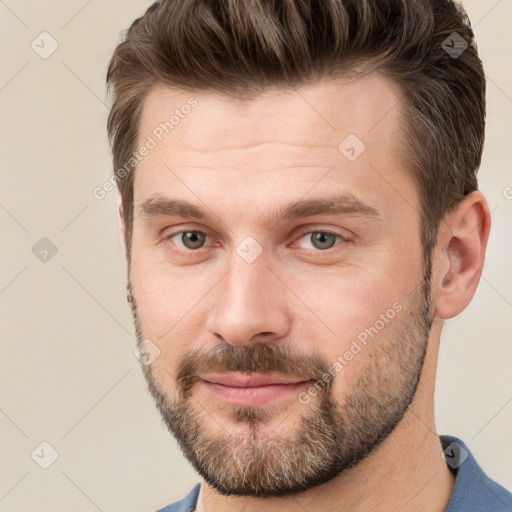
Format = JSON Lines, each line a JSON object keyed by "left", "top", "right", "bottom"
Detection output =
{"left": 127, "top": 73, "right": 434, "bottom": 497}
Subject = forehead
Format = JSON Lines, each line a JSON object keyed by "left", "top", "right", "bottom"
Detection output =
{"left": 139, "top": 72, "right": 404, "bottom": 153}
{"left": 133, "top": 73, "right": 415, "bottom": 221}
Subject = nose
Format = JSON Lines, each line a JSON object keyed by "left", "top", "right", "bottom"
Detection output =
{"left": 205, "top": 254, "right": 292, "bottom": 348}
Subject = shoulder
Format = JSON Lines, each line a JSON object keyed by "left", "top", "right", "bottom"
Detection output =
{"left": 154, "top": 483, "right": 201, "bottom": 512}
{"left": 441, "top": 435, "right": 512, "bottom": 512}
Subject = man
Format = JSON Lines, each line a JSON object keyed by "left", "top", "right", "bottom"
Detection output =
{"left": 106, "top": 0, "right": 512, "bottom": 511}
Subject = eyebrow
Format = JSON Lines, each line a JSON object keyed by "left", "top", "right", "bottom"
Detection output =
{"left": 140, "top": 193, "right": 381, "bottom": 225}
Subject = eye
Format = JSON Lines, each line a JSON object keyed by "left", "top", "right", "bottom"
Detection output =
{"left": 165, "top": 228, "right": 349, "bottom": 254}
{"left": 295, "top": 230, "right": 348, "bottom": 251}
{"left": 168, "top": 230, "right": 210, "bottom": 250}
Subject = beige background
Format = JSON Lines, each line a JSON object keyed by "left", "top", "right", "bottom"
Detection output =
{"left": 0, "top": 1, "right": 511, "bottom": 511}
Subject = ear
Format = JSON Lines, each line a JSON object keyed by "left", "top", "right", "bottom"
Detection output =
{"left": 433, "top": 191, "right": 491, "bottom": 319}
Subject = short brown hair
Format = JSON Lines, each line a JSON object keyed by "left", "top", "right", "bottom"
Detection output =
{"left": 106, "top": 0, "right": 485, "bottom": 267}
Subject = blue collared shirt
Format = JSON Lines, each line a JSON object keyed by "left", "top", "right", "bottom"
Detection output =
{"left": 156, "top": 435, "right": 512, "bottom": 511}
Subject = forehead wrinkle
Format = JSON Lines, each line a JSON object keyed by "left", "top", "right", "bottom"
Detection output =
{"left": 167, "top": 164, "right": 335, "bottom": 174}
{"left": 146, "top": 141, "right": 341, "bottom": 179}
{"left": 171, "top": 140, "right": 337, "bottom": 153}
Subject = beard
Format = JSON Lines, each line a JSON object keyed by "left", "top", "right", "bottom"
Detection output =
{"left": 128, "top": 261, "right": 434, "bottom": 498}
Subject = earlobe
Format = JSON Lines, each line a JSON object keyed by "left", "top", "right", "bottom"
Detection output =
{"left": 433, "top": 191, "right": 491, "bottom": 320}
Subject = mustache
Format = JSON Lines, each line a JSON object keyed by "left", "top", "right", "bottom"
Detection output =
{"left": 174, "top": 342, "right": 331, "bottom": 399}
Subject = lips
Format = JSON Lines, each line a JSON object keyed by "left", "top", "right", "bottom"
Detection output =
{"left": 197, "top": 373, "right": 314, "bottom": 406}
{"left": 199, "top": 373, "right": 310, "bottom": 387}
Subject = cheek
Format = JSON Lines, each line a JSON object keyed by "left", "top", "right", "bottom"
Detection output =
{"left": 129, "top": 264, "right": 194, "bottom": 369}
{"left": 294, "top": 266, "right": 412, "bottom": 389}
{"left": 297, "top": 264, "right": 408, "bottom": 335}
{"left": 131, "top": 244, "right": 195, "bottom": 317}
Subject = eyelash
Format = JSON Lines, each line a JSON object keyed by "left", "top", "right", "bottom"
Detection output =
{"left": 165, "top": 227, "right": 351, "bottom": 255}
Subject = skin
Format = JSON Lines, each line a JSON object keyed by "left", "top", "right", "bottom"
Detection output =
{"left": 122, "top": 72, "right": 491, "bottom": 511}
